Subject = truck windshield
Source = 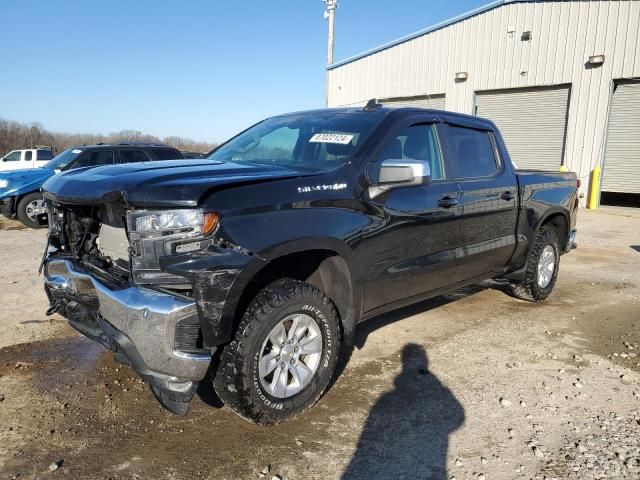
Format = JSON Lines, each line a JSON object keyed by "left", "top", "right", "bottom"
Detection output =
{"left": 208, "top": 112, "right": 382, "bottom": 171}
{"left": 44, "top": 148, "right": 84, "bottom": 171}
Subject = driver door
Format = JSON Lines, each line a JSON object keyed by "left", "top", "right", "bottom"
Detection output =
{"left": 361, "top": 117, "right": 462, "bottom": 312}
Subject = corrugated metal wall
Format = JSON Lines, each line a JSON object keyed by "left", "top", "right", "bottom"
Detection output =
{"left": 327, "top": 0, "right": 640, "bottom": 199}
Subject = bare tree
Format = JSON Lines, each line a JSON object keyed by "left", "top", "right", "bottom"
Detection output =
{"left": 0, "top": 118, "right": 217, "bottom": 156}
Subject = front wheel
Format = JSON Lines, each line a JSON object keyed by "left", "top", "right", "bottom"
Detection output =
{"left": 213, "top": 278, "right": 341, "bottom": 424}
{"left": 511, "top": 225, "right": 560, "bottom": 302}
{"left": 16, "top": 192, "right": 47, "bottom": 229}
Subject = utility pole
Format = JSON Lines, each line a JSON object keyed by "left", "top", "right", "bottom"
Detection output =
{"left": 324, "top": 0, "right": 337, "bottom": 66}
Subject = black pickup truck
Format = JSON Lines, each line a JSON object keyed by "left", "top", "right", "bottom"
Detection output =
{"left": 41, "top": 104, "right": 578, "bottom": 423}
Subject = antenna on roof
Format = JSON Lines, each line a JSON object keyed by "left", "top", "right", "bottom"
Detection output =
{"left": 363, "top": 98, "right": 382, "bottom": 112}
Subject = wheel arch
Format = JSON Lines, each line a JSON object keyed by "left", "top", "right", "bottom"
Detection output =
{"left": 538, "top": 210, "right": 569, "bottom": 251}
{"left": 222, "top": 244, "right": 361, "bottom": 347}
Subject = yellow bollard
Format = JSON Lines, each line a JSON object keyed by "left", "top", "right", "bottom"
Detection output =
{"left": 588, "top": 166, "right": 601, "bottom": 209}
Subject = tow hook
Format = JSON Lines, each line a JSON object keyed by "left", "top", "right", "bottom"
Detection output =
{"left": 45, "top": 301, "right": 62, "bottom": 316}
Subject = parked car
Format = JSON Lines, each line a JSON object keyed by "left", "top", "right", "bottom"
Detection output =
{"left": 0, "top": 143, "right": 182, "bottom": 228}
{"left": 0, "top": 149, "right": 55, "bottom": 171}
{"left": 41, "top": 104, "right": 578, "bottom": 423}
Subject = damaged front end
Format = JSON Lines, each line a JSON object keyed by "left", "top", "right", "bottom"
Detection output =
{"left": 42, "top": 200, "right": 255, "bottom": 415}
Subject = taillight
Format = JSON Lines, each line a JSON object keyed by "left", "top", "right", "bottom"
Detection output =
{"left": 577, "top": 179, "right": 581, "bottom": 189}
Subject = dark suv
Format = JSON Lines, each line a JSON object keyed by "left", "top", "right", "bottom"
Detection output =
{"left": 0, "top": 143, "right": 182, "bottom": 228}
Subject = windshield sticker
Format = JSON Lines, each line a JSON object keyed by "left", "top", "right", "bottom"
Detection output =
{"left": 298, "top": 183, "right": 347, "bottom": 194}
{"left": 309, "top": 133, "right": 354, "bottom": 145}
{"left": 72, "top": 149, "right": 83, "bottom": 154}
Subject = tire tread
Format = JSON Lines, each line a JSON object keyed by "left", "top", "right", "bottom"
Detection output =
{"left": 511, "top": 226, "right": 559, "bottom": 302}
{"left": 213, "top": 278, "right": 340, "bottom": 424}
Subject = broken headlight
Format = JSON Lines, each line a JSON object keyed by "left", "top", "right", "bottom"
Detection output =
{"left": 127, "top": 209, "right": 219, "bottom": 286}
{"left": 130, "top": 209, "right": 218, "bottom": 236}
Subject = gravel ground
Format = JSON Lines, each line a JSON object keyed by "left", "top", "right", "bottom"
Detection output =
{"left": 0, "top": 208, "right": 639, "bottom": 480}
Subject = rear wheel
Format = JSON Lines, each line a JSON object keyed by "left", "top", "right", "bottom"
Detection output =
{"left": 213, "top": 278, "right": 341, "bottom": 424}
{"left": 511, "top": 225, "right": 560, "bottom": 302}
{"left": 16, "top": 192, "right": 46, "bottom": 229}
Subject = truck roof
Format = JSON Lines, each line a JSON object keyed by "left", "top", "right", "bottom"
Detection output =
{"left": 67, "top": 143, "right": 178, "bottom": 150}
{"left": 273, "top": 105, "right": 496, "bottom": 130}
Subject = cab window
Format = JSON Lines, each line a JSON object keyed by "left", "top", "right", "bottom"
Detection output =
{"left": 378, "top": 124, "right": 444, "bottom": 180}
{"left": 120, "top": 150, "right": 150, "bottom": 163}
{"left": 151, "top": 148, "right": 181, "bottom": 160}
{"left": 4, "top": 151, "right": 21, "bottom": 162}
{"left": 37, "top": 150, "right": 55, "bottom": 161}
{"left": 73, "top": 151, "right": 115, "bottom": 169}
{"left": 447, "top": 125, "right": 499, "bottom": 178}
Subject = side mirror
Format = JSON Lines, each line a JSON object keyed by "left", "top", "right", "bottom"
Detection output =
{"left": 370, "top": 159, "right": 431, "bottom": 198}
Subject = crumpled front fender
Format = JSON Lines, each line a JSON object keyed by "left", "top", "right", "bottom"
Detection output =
{"left": 163, "top": 247, "right": 267, "bottom": 348}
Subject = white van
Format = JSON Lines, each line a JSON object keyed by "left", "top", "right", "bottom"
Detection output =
{"left": 0, "top": 149, "right": 56, "bottom": 171}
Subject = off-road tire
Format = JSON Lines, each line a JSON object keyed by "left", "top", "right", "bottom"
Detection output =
{"left": 213, "top": 278, "right": 341, "bottom": 425}
{"left": 16, "top": 192, "right": 46, "bottom": 229}
{"left": 511, "top": 226, "right": 560, "bottom": 302}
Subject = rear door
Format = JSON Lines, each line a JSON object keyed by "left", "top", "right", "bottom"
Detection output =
{"left": 443, "top": 119, "right": 518, "bottom": 280}
{"left": 362, "top": 114, "right": 462, "bottom": 311}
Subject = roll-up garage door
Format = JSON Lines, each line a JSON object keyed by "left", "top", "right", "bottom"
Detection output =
{"left": 380, "top": 94, "right": 446, "bottom": 111}
{"left": 475, "top": 85, "right": 570, "bottom": 170}
{"left": 602, "top": 82, "right": 640, "bottom": 194}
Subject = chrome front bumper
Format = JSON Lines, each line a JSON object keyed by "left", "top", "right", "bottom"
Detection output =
{"left": 44, "top": 259, "right": 211, "bottom": 382}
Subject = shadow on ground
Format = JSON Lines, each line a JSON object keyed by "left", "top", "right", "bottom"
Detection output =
{"left": 342, "top": 343, "right": 464, "bottom": 480}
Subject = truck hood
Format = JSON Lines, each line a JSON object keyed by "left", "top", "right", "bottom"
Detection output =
{"left": 0, "top": 167, "right": 54, "bottom": 198}
{"left": 42, "top": 159, "right": 318, "bottom": 207}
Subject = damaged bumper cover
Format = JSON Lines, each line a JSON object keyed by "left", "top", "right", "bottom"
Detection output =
{"left": 44, "top": 258, "right": 212, "bottom": 415}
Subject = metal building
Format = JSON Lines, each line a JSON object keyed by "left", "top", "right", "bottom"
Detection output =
{"left": 326, "top": 0, "right": 640, "bottom": 206}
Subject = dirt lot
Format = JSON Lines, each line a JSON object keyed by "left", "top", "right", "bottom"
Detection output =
{"left": 0, "top": 209, "right": 639, "bottom": 480}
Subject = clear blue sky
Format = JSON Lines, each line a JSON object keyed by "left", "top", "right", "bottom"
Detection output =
{"left": 0, "top": 0, "right": 487, "bottom": 143}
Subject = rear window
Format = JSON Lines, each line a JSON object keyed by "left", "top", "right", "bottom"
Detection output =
{"left": 25, "top": 151, "right": 33, "bottom": 161}
{"left": 120, "top": 150, "right": 150, "bottom": 163}
{"left": 151, "top": 149, "right": 181, "bottom": 160}
{"left": 37, "top": 150, "right": 55, "bottom": 161}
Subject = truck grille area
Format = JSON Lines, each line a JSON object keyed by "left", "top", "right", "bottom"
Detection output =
{"left": 47, "top": 202, "right": 131, "bottom": 283}
{"left": 46, "top": 201, "right": 191, "bottom": 289}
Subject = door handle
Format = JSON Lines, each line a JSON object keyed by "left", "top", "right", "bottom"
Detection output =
{"left": 437, "top": 196, "right": 459, "bottom": 208}
{"left": 501, "top": 191, "right": 516, "bottom": 201}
